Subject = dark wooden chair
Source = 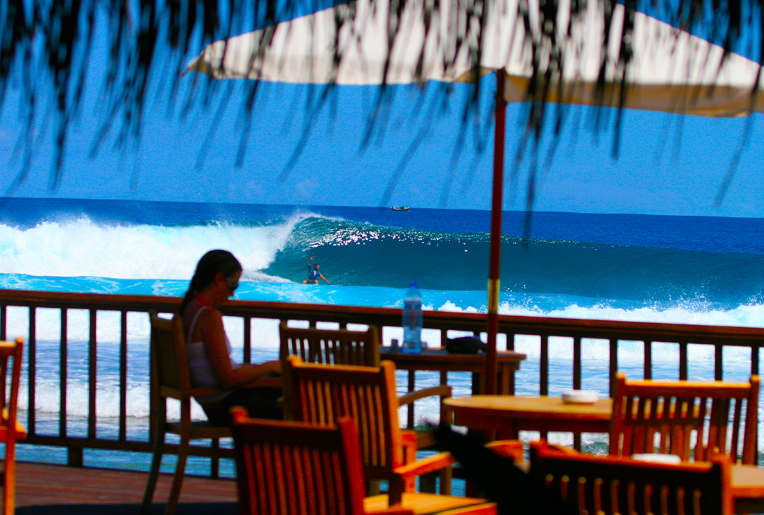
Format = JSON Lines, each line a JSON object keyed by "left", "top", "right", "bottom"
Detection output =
{"left": 285, "top": 356, "right": 521, "bottom": 506}
{"left": 140, "top": 312, "right": 233, "bottom": 515}
{"left": 0, "top": 338, "right": 24, "bottom": 515}
{"left": 531, "top": 439, "right": 733, "bottom": 515}
{"left": 279, "top": 321, "right": 381, "bottom": 367}
{"left": 610, "top": 373, "right": 760, "bottom": 464}
{"left": 231, "top": 408, "right": 498, "bottom": 515}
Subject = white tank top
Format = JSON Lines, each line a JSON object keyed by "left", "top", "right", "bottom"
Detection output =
{"left": 186, "top": 306, "right": 235, "bottom": 405}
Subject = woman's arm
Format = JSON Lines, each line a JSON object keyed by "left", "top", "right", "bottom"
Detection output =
{"left": 199, "top": 309, "right": 282, "bottom": 389}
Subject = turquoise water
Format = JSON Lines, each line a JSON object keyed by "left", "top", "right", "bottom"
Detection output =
{"left": 0, "top": 197, "right": 762, "bottom": 475}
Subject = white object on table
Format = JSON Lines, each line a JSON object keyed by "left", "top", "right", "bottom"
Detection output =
{"left": 561, "top": 390, "right": 599, "bottom": 404}
{"left": 631, "top": 454, "right": 682, "bottom": 464}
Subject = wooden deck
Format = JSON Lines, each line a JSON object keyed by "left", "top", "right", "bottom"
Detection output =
{"left": 13, "top": 461, "right": 238, "bottom": 514}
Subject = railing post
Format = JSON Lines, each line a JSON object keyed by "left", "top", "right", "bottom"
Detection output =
{"left": 573, "top": 336, "right": 582, "bottom": 390}
{"left": 88, "top": 309, "right": 97, "bottom": 440}
{"left": 644, "top": 340, "right": 652, "bottom": 380}
{"left": 714, "top": 344, "right": 724, "bottom": 381}
{"left": 68, "top": 448, "right": 83, "bottom": 467}
{"left": 28, "top": 306, "right": 36, "bottom": 436}
{"left": 678, "top": 341, "right": 688, "bottom": 380}
{"left": 60, "top": 308, "right": 68, "bottom": 438}
{"left": 609, "top": 338, "right": 618, "bottom": 397}
{"left": 119, "top": 311, "right": 128, "bottom": 441}
{"left": 0, "top": 304, "right": 6, "bottom": 340}
{"left": 243, "top": 316, "right": 251, "bottom": 364}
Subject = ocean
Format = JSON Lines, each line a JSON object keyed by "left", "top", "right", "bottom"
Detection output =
{"left": 0, "top": 197, "right": 762, "bottom": 476}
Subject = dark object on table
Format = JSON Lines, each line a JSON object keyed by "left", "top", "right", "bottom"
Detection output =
{"left": 445, "top": 336, "right": 487, "bottom": 354}
{"left": 431, "top": 423, "right": 572, "bottom": 515}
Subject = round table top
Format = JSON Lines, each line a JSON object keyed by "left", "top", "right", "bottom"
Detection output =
{"left": 444, "top": 395, "right": 613, "bottom": 421}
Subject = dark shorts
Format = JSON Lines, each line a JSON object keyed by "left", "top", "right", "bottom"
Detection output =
{"left": 201, "top": 386, "right": 283, "bottom": 426}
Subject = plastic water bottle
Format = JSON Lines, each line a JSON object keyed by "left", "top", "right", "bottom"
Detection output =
{"left": 402, "top": 282, "right": 423, "bottom": 354}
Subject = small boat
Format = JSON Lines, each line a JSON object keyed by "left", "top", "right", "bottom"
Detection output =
{"left": 391, "top": 206, "right": 410, "bottom": 211}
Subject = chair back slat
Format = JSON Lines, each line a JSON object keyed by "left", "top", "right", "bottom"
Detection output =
{"left": 232, "top": 409, "right": 367, "bottom": 515}
{"left": 611, "top": 373, "right": 760, "bottom": 464}
{"left": 149, "top": 312, "right": 192, "bottom": 394}
{"left": 532, "top": 440, "right": 733, "bottom": 515}
{"left": 286, "top": 356, "right": 402, "bottom": 479}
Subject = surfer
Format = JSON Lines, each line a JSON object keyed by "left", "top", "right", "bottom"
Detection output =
{"left": 303, "top": 256, "right": 330, "bottom": 284}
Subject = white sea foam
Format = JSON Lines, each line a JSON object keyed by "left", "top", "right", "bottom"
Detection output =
{"left": 0, "top": 217, "right": 299, "bottom": 280}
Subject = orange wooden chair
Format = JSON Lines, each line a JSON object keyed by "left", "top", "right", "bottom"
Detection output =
{"left": 140, "top": 313, "right": 233, "bottom": 515}
{"left": 610, "top": 373, "right": 760, "bottom": 464}
{"left": 531, "top": 439, "right": 733, "bottom": 515}
{"left": 279, "top": 322, "right": 449, "bottom": 439}
{"left": 231, "top": 408, "right": 498, "bottom": 515}
{"left": 285, "top": 356, "right": 522, "bottom": 506}
{"left": 0, "top": 338, "right": 25, "bottom": 515}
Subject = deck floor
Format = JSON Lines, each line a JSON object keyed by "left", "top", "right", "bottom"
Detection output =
{"left": 13, "top": 461, "right": 238, "bottom": 515}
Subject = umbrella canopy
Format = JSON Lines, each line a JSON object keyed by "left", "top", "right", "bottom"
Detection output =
{"left": 187, "top": 0, "right": 764, "bottom": 394}
{"left": 188, "top": 0, "right": 764, "bottom": 116}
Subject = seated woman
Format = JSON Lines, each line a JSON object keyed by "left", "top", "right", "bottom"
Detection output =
{"left": 180, "top": 249, "right": 282, "bottom": 425}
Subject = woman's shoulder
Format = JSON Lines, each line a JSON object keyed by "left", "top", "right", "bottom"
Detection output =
{"left": 184, "top": 303, "right": 223, "bottom": 330}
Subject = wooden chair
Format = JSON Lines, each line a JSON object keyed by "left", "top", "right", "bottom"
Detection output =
{"left": 140, "top": 312, "right": 233, "bottom": 515}
{"left": 285, "top": 356, "right": 522, "bottom": 505}
{"left": 530, "top": 439, "right": 733, "bottom": 515}
{"left": 279, "top": 322, "right": 450, "bottom": 443}
{"left": 610, "top": 373, "right": 760, "bottom": 464}
{"left": 231, "top": 408, "right": 497, "bottom": 515}
{"left": 0, "top": 338, "right": 25, "bottom": 515}
{"left": 279, "top": 322, "right": 381, "bottom": 420}
{"left": 280, "top": 321, "right": 452, "bottom": 497}
{"left": 279, "top": 321, "right": 381, "bottom": 367}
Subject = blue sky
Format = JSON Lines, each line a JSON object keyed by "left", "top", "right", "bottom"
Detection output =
{"left": 1, "top": 5, "right": 763, "bottom": 217}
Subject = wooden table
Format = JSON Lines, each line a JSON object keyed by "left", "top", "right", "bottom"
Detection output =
{"left": 380, "top": 347, "right": 526, "bottom": 395}
{"left": 445, "top": 395, "right": 764, "bottom": 512}
{"left": 445, "top": 395, "right": 612, "bottom": 438}
{"left": 731, "top": 464, "right": 764, "bottom": 513}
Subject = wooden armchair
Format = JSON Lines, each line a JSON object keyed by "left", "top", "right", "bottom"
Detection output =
{"left": 140, "top": 312, "right": 233, "bottom": 515}
{"left": 231, "top": 408, "right": 497, "bottom": 515}
{"left": 286, "top": 356, "right": 500, "bottom": 507}
{"left": 279, "top": 322, "right": 451, "bottom": 434}
{"left": 610, "top": 373, "right": 760, "bottom": 464}
{"left": 0, "top": 338, "right": 25, "bottom": 515}
{"left": 530, "top": 439, "right": 733, "bottom": 515}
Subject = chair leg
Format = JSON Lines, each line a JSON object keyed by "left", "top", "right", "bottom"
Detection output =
{"left": 140, "top": 428, "right": 167, "bottom": 515}
{"left": 439, "top": 466, "right": 452, "bottom": 495}
{"left": 3, "top": 441, "right": 15, "bottom": 515}
{"left": 164, "top": 433, "right": 191, "bottom": 515}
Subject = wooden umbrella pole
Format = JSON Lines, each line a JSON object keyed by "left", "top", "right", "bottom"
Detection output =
{"left": 486, "top": 71, "right": 507, "bottom": 395}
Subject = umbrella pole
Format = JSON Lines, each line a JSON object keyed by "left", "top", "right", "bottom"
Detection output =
{"left": 486, "top": 72, "right": 507, "bottom": 396}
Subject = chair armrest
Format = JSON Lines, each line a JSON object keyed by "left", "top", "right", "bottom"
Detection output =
{"left": 398, "top": 385, "right": 452, "bottom": 407}
{"left": 486, "top": 440, "right": 524, "bottom": 461}
{"left": 393, "top": 451, "right": 456, "bottom": 479}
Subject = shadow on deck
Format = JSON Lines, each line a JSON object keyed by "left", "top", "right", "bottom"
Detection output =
{"left": 14, "top": 461, "right": 237, "bottom": 515}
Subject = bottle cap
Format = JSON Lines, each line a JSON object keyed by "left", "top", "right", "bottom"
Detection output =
{"left": 410, "top": 281, "right": 417, "bottom": 288}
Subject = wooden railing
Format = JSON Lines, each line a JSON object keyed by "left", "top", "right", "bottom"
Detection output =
{"left": 1, "top": 289, "right": 763, "bottom": 473}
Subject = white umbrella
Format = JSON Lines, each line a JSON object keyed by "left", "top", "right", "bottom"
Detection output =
{"left": 187, "top": 0, "right": 764, "bottom": 393}
{"left": 188, "top": 0, "right": 764, "bottom": 115}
